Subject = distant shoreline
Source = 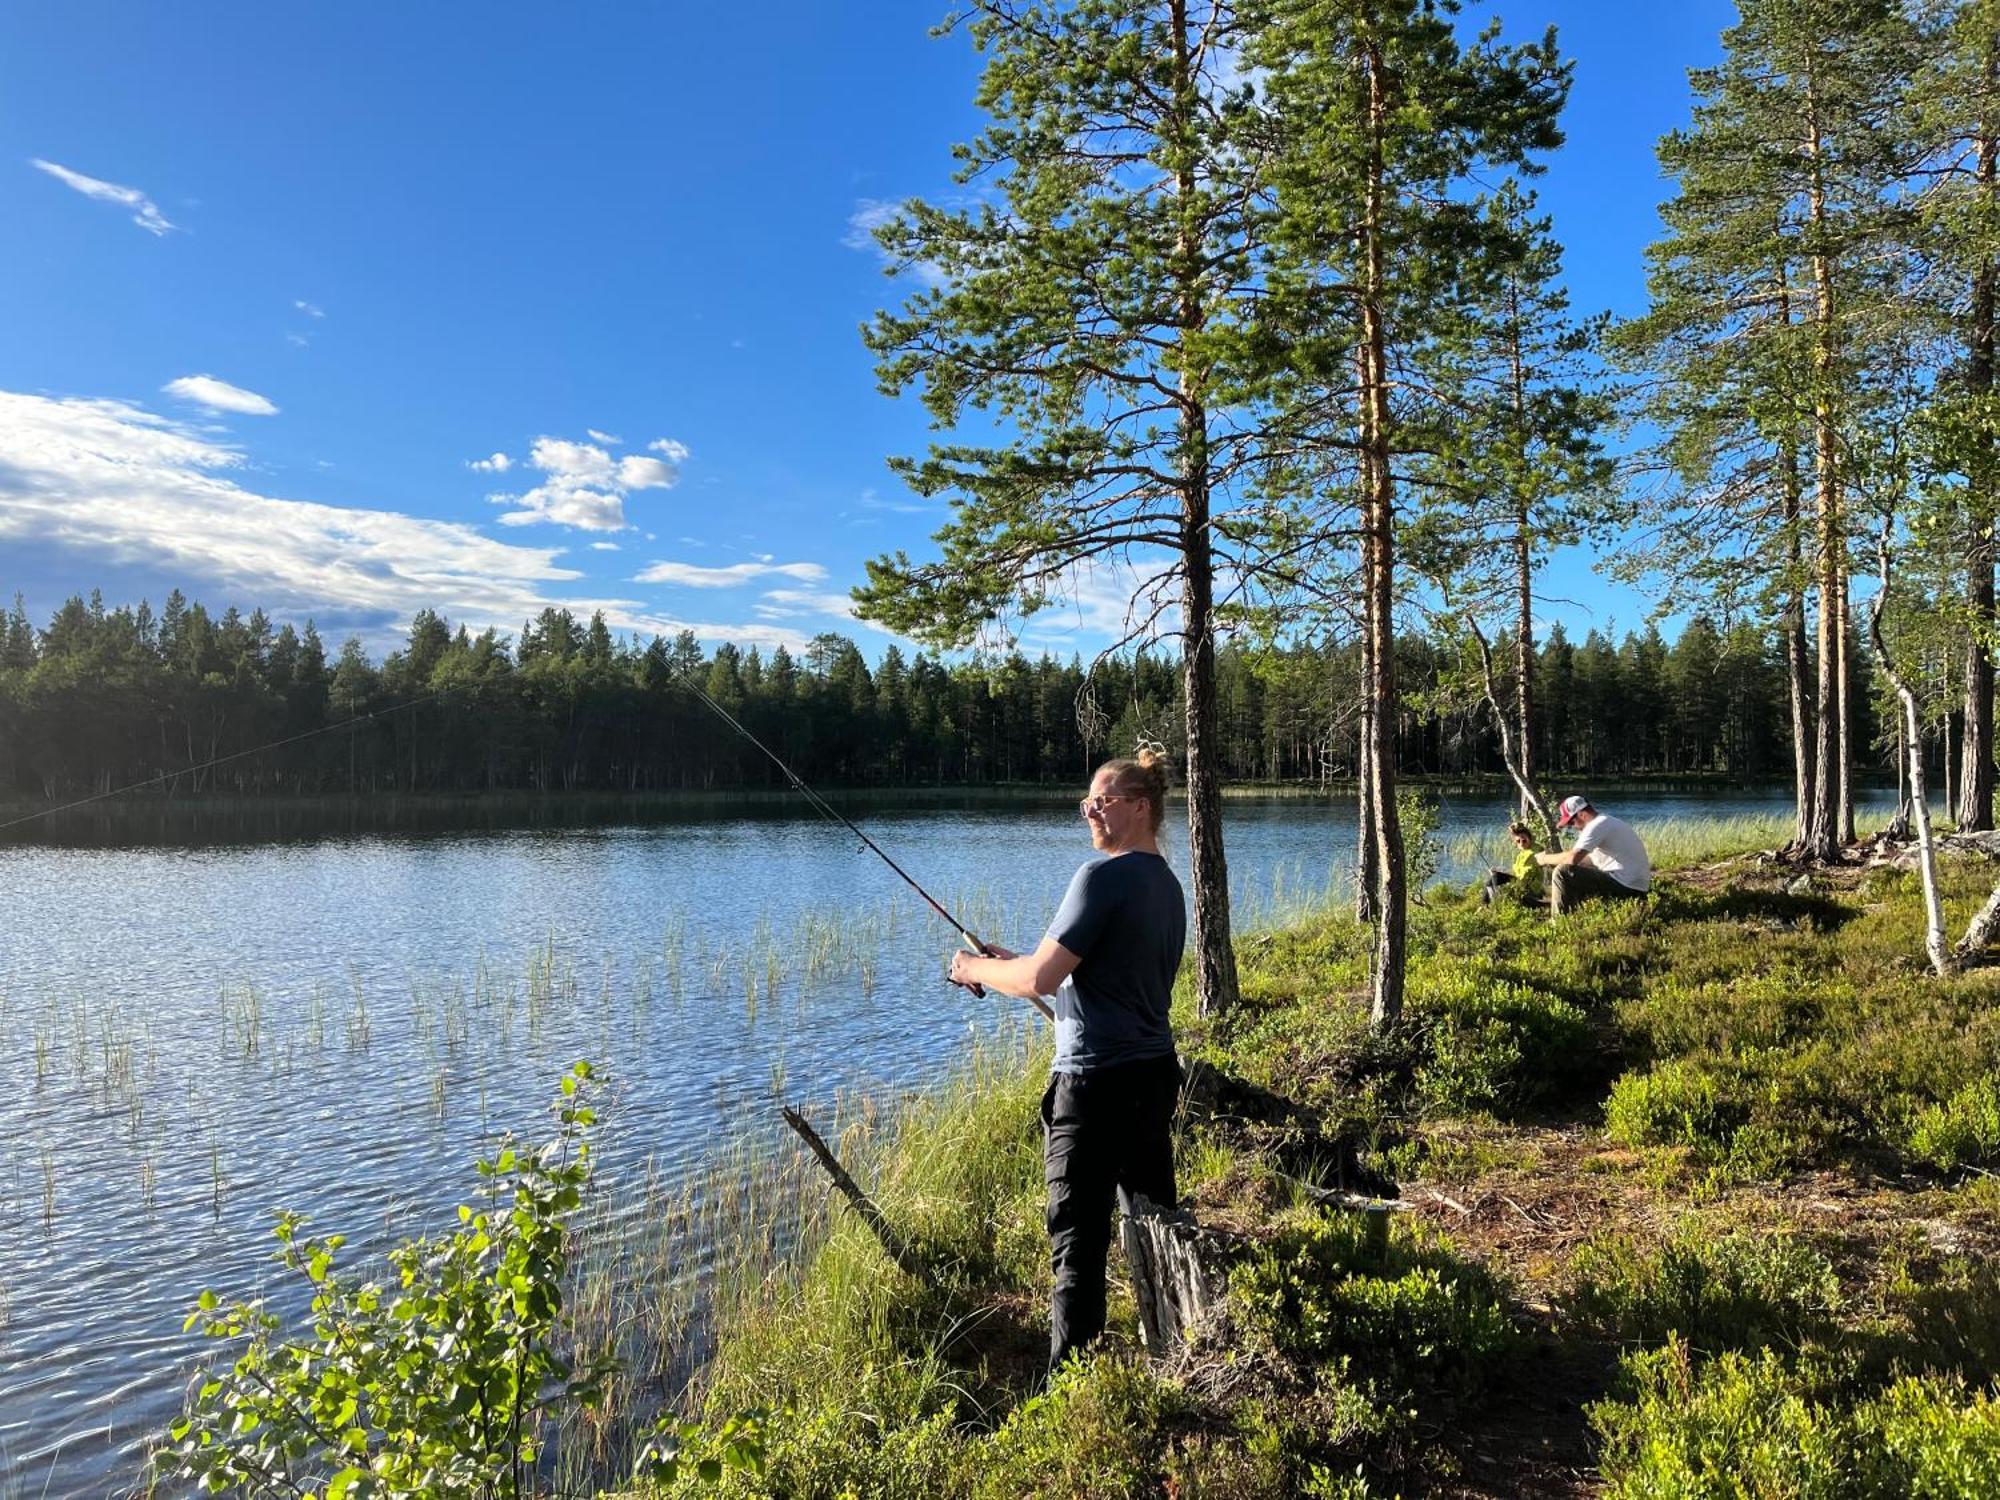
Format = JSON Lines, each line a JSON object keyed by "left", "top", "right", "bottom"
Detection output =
{"left": 0, "top": 774, "right": 1874, "bottom": 847}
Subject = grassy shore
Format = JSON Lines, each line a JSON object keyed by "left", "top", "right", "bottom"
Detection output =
{"left": 620, "top": 819, "right": 2000, "bottom": 1498}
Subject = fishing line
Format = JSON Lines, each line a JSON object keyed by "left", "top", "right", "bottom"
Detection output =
{"left": 673, "top": 671, "right": 1054, "bottom": 1021}
{"left": 0, "top": 688, "right": 457, "bottom": 835}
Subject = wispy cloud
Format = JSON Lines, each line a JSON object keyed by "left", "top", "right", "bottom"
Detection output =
{"left": 163, "top": 374, "right": 279, "bottom": 416}
{"left": 755, "top": 587, "right": 858, "bottom": 619}
{"left": 294, "top": 299, "right": 324, "bottom": 318}
{"left": 30, "top": 157, "right": 175, "bottom": 235}
{"left": 586, "top": 428, "right": 622, "bottom": 445}
{"left": 635, "top": 559, "right": 828, "bottom": 588}
{"left": 858, "top": 486, "right": 931, "bottom": 515}
{"left": 845, "top": 198, "right": 947, "bottom": 289}
{"left": 0, "top": 391, "right": 811, "bottom": 653}
{"left": 489, "top": 433, "right": 689, "bottom": 532}
{"left": 467, "top": 452, "right": 513, "bottom": 473}
{"left": 591, "top": 541, "right": 621, "bottom": 551}
{"left": 1015, "top": 552, "right": 1184, "bottom": 653}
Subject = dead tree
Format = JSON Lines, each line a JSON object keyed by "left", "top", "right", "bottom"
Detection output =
{"left": 1868, "top": 527, "right": 1950, "bottom": 976}
{"left": 1465, "top": 614, "right": 1558, "bottom": 847}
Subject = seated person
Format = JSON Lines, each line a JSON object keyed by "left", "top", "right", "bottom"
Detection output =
{"left": 1538, "top": 796, "right": 1651, "bottom": 915}
{"left": 1480, "top": 821, "right": 1544, "bottom": 906}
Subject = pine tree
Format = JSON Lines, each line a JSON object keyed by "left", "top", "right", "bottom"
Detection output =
{"left": 1904, "top": 0, "right": 2000, "bottom": 829}
{"left": 852, "top": 0, "right": 1271, "bottom": 1015}
{"left": 1615, "top": 0, "right": 1918, "bottom": 857}
{"left": 1251, "top": 0, "right": 1568, "bottom": 1023}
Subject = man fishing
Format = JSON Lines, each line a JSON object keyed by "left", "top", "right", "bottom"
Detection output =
{"left": 949, "top": 747, "right": 1187, "bottom": 1374}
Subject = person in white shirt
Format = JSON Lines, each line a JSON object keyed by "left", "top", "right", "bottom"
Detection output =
{"left": 1535, "top": 795, "right": 1651, "bottom": 915}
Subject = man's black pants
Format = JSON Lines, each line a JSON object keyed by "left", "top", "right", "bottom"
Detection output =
{"left": 1041, "top": 1052, "right": 1181, "bottom": 1372}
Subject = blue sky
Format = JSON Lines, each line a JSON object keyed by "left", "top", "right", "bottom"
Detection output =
{"left": 0, "top": 1, "right": 1736, "bottom": 661}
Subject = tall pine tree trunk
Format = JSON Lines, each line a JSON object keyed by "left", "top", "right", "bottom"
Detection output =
{"left": 1783, "top": 446, "right": 1816, "bottom": 849}
{"left": 1773, "top": 262, "right": 1817, "bottom": 850}
{"left": 1962, "top": 118, "right": 1998, "bottom": 832}
{"left": 1169, "top": 0, "right": 1239, "bottom": 1017}
{"left": 1353, "top": 341, "right": 1379, "bottom": 926}
{"left": 1802, "top": 71, "right": 1846, "bottom": 861}
{"left": 1181, "top": 510, "right": 1239, "bottom": 1017}
{"left": 1838, "top": 566, "right": 1855, "bottom": 844}
{"left": 1510, "top": 284, "right": 1536, "bottom": 821}
{"left": 1361, "top": 36, "right": 1405, "bottom": 1028}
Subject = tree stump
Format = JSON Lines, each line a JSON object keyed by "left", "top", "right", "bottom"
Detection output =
{"left": 1119, "top": 1196, "right": 1228, "bottom": 1358}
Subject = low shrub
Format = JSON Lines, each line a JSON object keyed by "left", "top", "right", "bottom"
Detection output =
{"left": 1603, "top": 1058, "right": 1741, "bottom": 1152}
{"left": 1567, "top": 1223, "right": 1841, "bottom": 1355}
{"left": 969, "top": 1355, "right": 1180, "bottom": 1500}
{"left": 1413, "top": 977, "right": 1597, "bottom": 1116}
{"left": 1232, "top": 1210, "right": 1516, "bottom": 1404}
{"left": 1590, "top": 1337, "right": 2000, "bottom": 1498}
{"left": 1907, "top": 1077, "right": 2000, "bottom": 1174}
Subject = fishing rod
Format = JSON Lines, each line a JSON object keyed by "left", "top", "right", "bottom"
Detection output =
{"left": 674, "top": 671, "right": 1054, "bottom": 1021}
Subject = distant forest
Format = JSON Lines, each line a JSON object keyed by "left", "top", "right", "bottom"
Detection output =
{"left": 0, "top": 588, "right": 1891, "bottom": 801}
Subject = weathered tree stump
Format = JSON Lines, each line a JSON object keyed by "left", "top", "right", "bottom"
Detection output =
{"left": 1119, "top": 1195, "right": 1229, "bottom": 1358}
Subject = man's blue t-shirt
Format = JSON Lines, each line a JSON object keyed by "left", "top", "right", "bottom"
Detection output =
{"left": 1043, "top": 851, "right": 1187, "bottom": 1074}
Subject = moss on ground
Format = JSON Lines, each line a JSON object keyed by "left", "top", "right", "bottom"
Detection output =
{"left": 632, "top": 837, "right": 2000, "bottom": 1498}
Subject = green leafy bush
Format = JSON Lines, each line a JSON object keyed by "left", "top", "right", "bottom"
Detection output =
{"left": 969, "top": 1356, "right": 1180, "bottom": 1500}
{"left": 1414, "top": 976, "right": 1596, "bottom": 1116}
{"left": 1567, "top": 1224, "right": 1840, "bottom": 1355}
{"left": 155, "top": 1063, "right": 760, "bottom": 1499}
{"left": 1604, "top": 1058, "right": 1740, "bottom": 1152}
{"left": 1232, "top": 1210, "right": 1516, "bottom": 1403}
{"left": 1591, "top": 1337, "right": 2000, "bottom": 1498}
{"left": 1907, "top": 1077, "right": 2000, "bottom": 1173}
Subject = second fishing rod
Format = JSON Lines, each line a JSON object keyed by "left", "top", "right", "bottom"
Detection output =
{"left": 675, "top": 673, "right": 1055, "bottom": 1022}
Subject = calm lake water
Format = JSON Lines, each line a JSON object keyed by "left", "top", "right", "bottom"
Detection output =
{"left": 0, "top": 788, "right": 1888, "bottom": 1496}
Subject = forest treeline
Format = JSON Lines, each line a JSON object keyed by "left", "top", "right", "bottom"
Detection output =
{"left": 0, "top": 589, "right": 1884, "bottom": 798}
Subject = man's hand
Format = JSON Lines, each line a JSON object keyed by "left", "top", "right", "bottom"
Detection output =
{"left": 951, "top": 937, "right": 1080, "bottom": 1002}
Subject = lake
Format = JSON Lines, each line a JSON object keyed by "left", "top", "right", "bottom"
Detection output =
{"left": 0, "top": 787, "right": 1885, "bottom": 1495}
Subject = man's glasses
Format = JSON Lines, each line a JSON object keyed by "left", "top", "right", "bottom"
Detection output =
{"left": 1079, "top": 793, "right": 1133, "bottom": 817}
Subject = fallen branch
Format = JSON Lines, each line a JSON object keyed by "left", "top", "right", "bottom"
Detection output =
{"left": 781, "top": 1106, "right": 936, "bottom": 1287}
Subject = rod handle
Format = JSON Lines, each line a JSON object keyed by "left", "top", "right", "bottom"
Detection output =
{"left": 953, "top": 933, "right": 998, "bottom": 999}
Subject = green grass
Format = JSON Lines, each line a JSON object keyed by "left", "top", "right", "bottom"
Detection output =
{"left": 618, "top": 819, "right": 2000, "bottom": 1498}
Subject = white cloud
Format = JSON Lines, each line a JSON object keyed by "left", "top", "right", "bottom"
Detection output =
{"left": 845, "top": 198, "right": 949, "bottom": 289}
{"left": 634, "top": 559, "right": 827, "bottom": 588}
{"left": 591, "top": 541, "right": 621, "bottom": 551}
{"left": 30, "top": 158, "right": 175, "bottom": 235}
{"left": 586, "top": 428, "right": 622, "bottom": 445}
{"left": 1015, "top": 552, "right": 1184, "bottom": 652}
{"left": 294, "top": 299, "right": 324, "bottom": 318}
{"left": 490, "top": 433, "right": 689, "bottom": 532}
{"left": 615, "top": 455, "right": 678, "bottom": 490}
{"left": 648, "top": 437, "right": 690, "bottom": 461}
{"left": 755, "top": 587, "right": 858, "bottom": 620}
{"left": 163, "top": 374, "right": 279, "bottom": 416}
{"left": 285, "top": 332, "right": 311, "bottom": 348}
{"left": 467, "top": 452, "right": 513, "bottom": 473}
{"left": 0, "top": 390, "right": 811, "bottom": 653}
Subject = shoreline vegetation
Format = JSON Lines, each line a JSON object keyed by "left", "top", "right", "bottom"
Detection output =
{"left": 627, "top": 819, "right": 2000, "bottom": 1497}
{"left": 153, "top": 814, "right": 2000, "bottom": 1495}
{"left": 0, "top": 776, "right": 1891, "bottom": 845}
{"left": 640, "top": 828, "right": 2000, "bottom": 1496}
